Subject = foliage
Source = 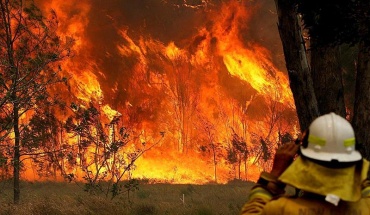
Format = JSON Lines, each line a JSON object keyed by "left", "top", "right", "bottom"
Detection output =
{"left": 0, "top": 0, "right": 72, "bottom": 203}
{"left": 226, "top": 131, "right": 249, "bottom": 179}
{"left": 0, "top": 0, "right": 72, "bottom": 125}
{"left": 65, "top": 102, "right": 124, "bottom": 195}
{"left": 231, "top": 132, "right": 248, "bottom": 159}
{"left": 197, "top": 116, "right": 224, "bottom": 182}
{"left": 296, "top": 0, "right": 370, "bottom": 46}
{"left": 21, "top": 110, "right": 65, "bottom": 178}
{"left": 278, "top": 132, "right": 294, "bottom": 147}
{"left": 0, "top": 152, "right": 11, "bottom": 180}
{"left": 259, "top": 138, "right": 270, "bottom": 162}
{"left": 119, "top": 179, "right": 140, "bottom": 201}
{"left": 64, "top": 102, "right": 163, "bottom": 199}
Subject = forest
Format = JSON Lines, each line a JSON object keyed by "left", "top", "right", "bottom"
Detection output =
{"left": 0, "top": 0, "right": 369, "bottom": 211}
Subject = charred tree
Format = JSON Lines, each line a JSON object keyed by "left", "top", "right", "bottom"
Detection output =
{"left": 351, "top": 2, "right": 370, "bottom": 159}
{"left": 275, "top": 0, "right": 370, "bottom": 159}
{"left": 198, "top": 116, "right": 223, "bottom": 183}
{"left": 228, "top": 131, "right": 248, "bottom": 180}
{"left": 274, "top": 0, "right": 319, "bottom": 131}
{"left": 353, "top": 40, "right": 370, "bottom": 159}
{"left": 167, "top": 55, "right": 199, "bottom": 153}
{"left": 310, "top": 43, "right": 346, "bottom": 116}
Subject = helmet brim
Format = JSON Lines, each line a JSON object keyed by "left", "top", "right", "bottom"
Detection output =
{"left": 300, "top": 146, "right": 362, "bottom": 162}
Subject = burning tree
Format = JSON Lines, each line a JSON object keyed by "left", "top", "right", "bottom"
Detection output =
{"left": 167, "top": 54, "right": 199, "bottom": 153}
{"left": 226, "top": 131, "right": 248, "bottom": 180}
{"left": 64, "top": 102, "right": 111, "bottom": 194}
{"left": 0, "top": 0, "right": 72, "bottom": 203}
{"left": 197, "top": 115, "right": 223, "bottom": 183}
{"left": 21, "top": 109, "right": 63, "bottom": 179}
{"left": 65, "top": 102, "right": 163, "bottom": 199}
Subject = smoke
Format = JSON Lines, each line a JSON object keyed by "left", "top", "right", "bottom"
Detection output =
{"left": 36, "top": 0, "right": 285, "bottom": 105}
{"left": 242, "top": 0, "right": 286, "bottom": 71}
{"left": 83, "top": 0, "right": 211, "bottom": 107}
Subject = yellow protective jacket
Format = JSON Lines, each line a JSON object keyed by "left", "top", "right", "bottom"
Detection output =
{"left": 240, "top": 183, "right": 370, "bottom": 214}
{"left": 240, "top": 158, "right": 370, "bottom": 215}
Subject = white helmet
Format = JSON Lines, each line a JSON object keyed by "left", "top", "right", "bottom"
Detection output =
{"left": 300, "top": 112, "right": 362, "bottom": 162}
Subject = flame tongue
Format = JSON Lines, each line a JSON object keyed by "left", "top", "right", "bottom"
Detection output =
{"left": 22, "top": 0, "right": 296, "bottom": 183}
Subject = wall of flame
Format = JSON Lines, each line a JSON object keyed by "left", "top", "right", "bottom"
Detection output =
{"left": 22, "top": 0, "right": 299, "bottom": 183}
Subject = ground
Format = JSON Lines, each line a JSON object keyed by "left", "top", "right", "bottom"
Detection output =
{"left": 0, "top": 180, "right": 255, "bottom": 215}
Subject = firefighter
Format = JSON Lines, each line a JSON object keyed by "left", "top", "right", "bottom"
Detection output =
{"left": 240, "top": 112, "right": 370, "bottom": 214}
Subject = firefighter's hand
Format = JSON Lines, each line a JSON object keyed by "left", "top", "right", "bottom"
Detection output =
{"left": 270, "top": 142, "right": 299, "bottom": 178}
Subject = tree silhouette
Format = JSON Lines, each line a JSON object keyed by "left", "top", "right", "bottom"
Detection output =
{"left": 0, "top": 0, "right": 72, "bottom": 203}
{"left": 64, "top": 102, "right": 163, "bottom": 199}
{"left": 226, "top": 131, "right": 248, "bottom": 180}
{"left": 275, "top": 0, "right": 370, "bottom": 158}
{"left": 21, "top": 110, "right": 63, "bottom": 179}
{"left": 198, "top": 116, "right": 223, "bottom": 183}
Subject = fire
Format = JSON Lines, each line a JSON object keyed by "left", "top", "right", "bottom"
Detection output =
{"left": 223, "top": 48, "right": 292, "bottom": 103}
{"left": 36, "top": 0, "right": 102, "bottom": 102}
{"left": 101, "top": 105, "right": 122, "bottom": 122}
{"left": 17, "top": 0, "right": 297, "bottom": 184}
{"left": 166, "top": 42, "right": 186, "bottom": 60}
{"left": 211, "top": 1, "right": 292, "bottom": 103}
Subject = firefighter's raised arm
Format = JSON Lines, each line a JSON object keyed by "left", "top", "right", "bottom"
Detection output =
{"left": 239, "top": 142, "right": 299, "bottom": 215}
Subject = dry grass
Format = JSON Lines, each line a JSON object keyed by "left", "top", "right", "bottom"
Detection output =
{"left": 0, "top": 180, "right": 254, "bottom": 215}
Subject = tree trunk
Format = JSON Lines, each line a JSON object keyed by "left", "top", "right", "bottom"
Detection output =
{"left": 13, "top": 105, "right": 20, "bottom": 204}
{"left": 238, "top": 159, "right": 241, "bottom": 179}
{"left": 352, "top": 40, "right": 370, "bottom": 160}
{"left": 311, "top": 44, "right": 346, "bottom": 116}
{"left": 212, "top": 148, "right": 217, "bottom": 183}
{"left": 244, "top": 158, "right": 247, "bottom": 181}
{"left": 274, "top": 0, "right": 319, "bottom": 131}
{"left": 213, "top": 159, "right": 217, "bottom": 183}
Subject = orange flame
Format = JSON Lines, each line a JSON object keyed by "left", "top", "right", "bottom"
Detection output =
{"left": 20, "top": 0, "right": 298, "bottom": 183}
